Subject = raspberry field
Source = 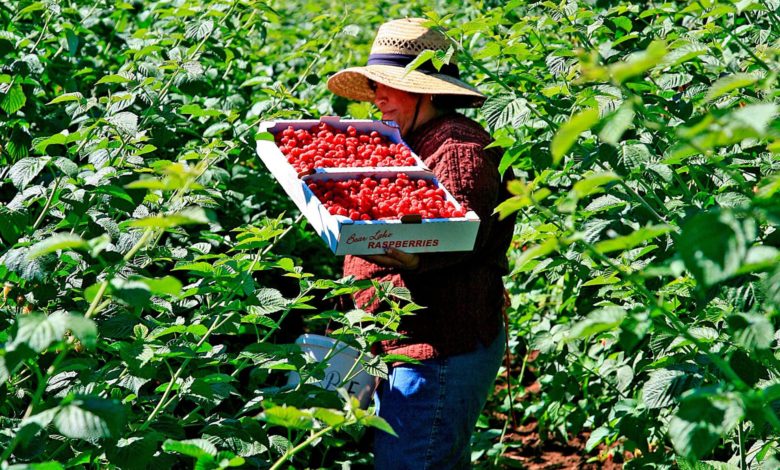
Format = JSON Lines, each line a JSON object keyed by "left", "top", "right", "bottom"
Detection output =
{"left": 1, "top": 0, "right": 779, "bottom": 468}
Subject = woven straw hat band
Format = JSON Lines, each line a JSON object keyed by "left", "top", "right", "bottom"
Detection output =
{"left": 367, "top": 19, "right": 460, "bottom": 78}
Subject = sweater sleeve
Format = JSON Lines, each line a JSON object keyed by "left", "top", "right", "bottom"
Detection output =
{"left": 411, "top": 141, "right": 502, "bottom": 274}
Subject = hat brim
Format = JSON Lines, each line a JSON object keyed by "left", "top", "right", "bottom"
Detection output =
{"left": 327, "top": 65, "right": 486, "bottom": 108}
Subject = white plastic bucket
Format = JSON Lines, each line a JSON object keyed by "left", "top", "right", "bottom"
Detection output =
{"left": 287, "top": 334, "right": 376, "bottom": 409}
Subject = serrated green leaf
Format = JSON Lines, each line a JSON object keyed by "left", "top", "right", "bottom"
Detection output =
{"left": 54, "top": 157, "right": 79, "bottom": 176}
{"left": 47, "top": 92, "right": 84, "bottom": 105}
{"left": 572, "top": 172, "right": 620, "bottom": 198}
{"left": 642, "top": 364, "right": 703, "bottom": 409}
{"left": 313, "top": 408, "right": 346, "bottom": 427}
{"left": 33, "top": 133, "right": 68, "bottom": 154}
{"left": 595, "top": 224, "right": 674, "bottom": 254}
{"left": 610, "top": 40, "right": 667, "bottom": 83}
{"left": 27, "top": 233, "right": 87, "bottom": 259}
{"left": 108, "top": 111, "right": 138, "bottom": 135}
{"left": 403, "top": 49, "right": 436, "bottom": 75}
{"left": 129, "top": 207, "right": 211, "bottom": 228}
{"left": 482, "top": 92, "right": 530, "bottom": 131}
{"left": 13, "top": 313, "right": 68, "bottom": 352}
{"left": 53, "top": 397, "right": 125, "bottom": 440}
{"left": 551, "top": 108, "right": 600, "bottom": 163}
{"left": 185, "top": 20, "right": 214, "bottom": 40}
{"left": 360, "top": 414, "right": 397, "bottom": 436}
{"left": 163, "top": 438, "right": 217, "bottom": 458}
{"left": 668, "top": 393, "right": 742, "bottom": 460}
{"left": 8, "top": 156, "right": 51, "bottom": 189}
{"left": 262, "top": 405, "right": 314, "bottom": 430}
{"left": 727, "top": 313, "right": 773, "bottom": 351}
{"left": 96, "top": 74, "right": 131, "bottom": 85}
{"left": 704, "top": 73, "right": 761, "bottom": 103}
{"left": 568, "top": 307, "right": 626, "bottom": 339}
{"left": 678, "top": 211, "right": 756, "bottom": 288}
{"left": 599, "top": 100, "right": 635, "bottom": 145}
{"left": 585, "top": 426, "right": 611, "bottom": 452}
{"left": 1, "top": 83, "right": 26, "bottom": 114}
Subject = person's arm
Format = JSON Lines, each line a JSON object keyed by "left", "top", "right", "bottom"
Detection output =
{"left": 363, "top": 141, "right": 502, "bottom": 273}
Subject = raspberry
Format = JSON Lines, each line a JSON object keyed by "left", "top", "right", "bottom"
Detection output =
{"left": 275, "top": 123, "right": 417, "bottom": 173}
{"left": 307, "top": 173, "right": 462, "bottom": 221}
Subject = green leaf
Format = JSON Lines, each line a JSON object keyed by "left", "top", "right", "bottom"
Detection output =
{"left": 678, "top": 211, "right": 756, "bottom": 289}
{"left": 642, "top": 364, "right": 703, "bottom": 409}
{"left": 54, "top": 157, "right": 79, "bottom": 176}
{"left": 129, "top": 207, "right": 211, "bottom": 228}
{"left": 361, "top": 414, "right": 397, "bottom": 437}
{"left": 8, "top": 156, "right": 51, "bottom": 189}
{"left": 599, "top": 100, "right": 635, "bottom": 145}
{"left": 179, "top": 104, "right": 223, "bottom": 117}
{"left": 551, "top": 107, "right": 600, "bottom": 164}
{"left": 595, "top": 224, "right": 674, "bottom": 254}
{"left": 254, "top": 131, "right": 275, "bottom": 141}
{"left": 585, "top": 426, "right": 611, "bottom": 452}
{"left": 105, "top": 433, "right": 163, "bottom": 470}
{"left": 33, "top": 133, "right": 68, "bottom": 154}
{"left": 135, "top": 275, "right": 183, "bottom": 296}
{"left": 494, "top": 187, "right": 550, "bottom": 220}
{"left": 704, "top": 72, "right": 761, "bottom": 103}
{"left": 262, "top": 405, "right": 314, "bottom": 430}
{"left": 611, "top": 16, "right": 632, "bottom": 33}
{"left": 96, "top": 74, "right": 131, "bottom": 85}
{"left": 27, "top": 233, "right": 87, "bottom": 259}
{"left": 185, "top": 20, "right": 214, "bottom": 40}
{"left": 253, "top": 288, "right": 289, "bottom": 314}
{"left": 678, "top": 460, "right": 740, "bottom": 470}
{"left": 53, "top": 397, "right": 125, "bottom": 440}
{"left": 668, "top": 393, "right": 743, "bottom": 460}
{"left": 64, "top": 313, "right": 98, "bottom": 349}
{"left": 107, "top": 112, "right": 138, "bottom": 135}
{"left": 47, "top": 92, "right": 84, "bottom": 105}
{"left": 727, "top": 313, "right": 773, "bottom": 351}
{"left": 403, "top": 49, "right": 436, "bottom": 75}
{"left": 1, "top": 83, "right": 26, "bottom": 114}
{"left": 482, "top": 91, "right": 530, "bottom": 131}
{"left": 313, "top": 408, "right": 347, "bottom": 427}
{"left": 609, "top": 40, "right": 667, "bottom": 83}
{"left": 510, "top": 237, "right": 560, "bottom": 275}
{"left": 5, "top": 462, "right": 65, "bottom": 470}
{"left": 109, "top": 278, "right": 151, "bottom": 307}
{"left": 163, "top": 438, "right": 217, "bottom": 458}
{"left": 568, "top": 307, "right": 626, "bottom": 339}
{"left": 13, "top": 313, "right": 68, "bottom": 352}
{"left": 572, "top": 172, "right": 620, "bottom": 198}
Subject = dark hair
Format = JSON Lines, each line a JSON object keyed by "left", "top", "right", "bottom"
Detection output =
{"left": 431, "top": 94, "right": 473, "bottom": 110}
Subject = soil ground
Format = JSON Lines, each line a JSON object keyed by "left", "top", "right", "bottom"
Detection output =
{"left": 480, "top": 350, "right": 625, "bottom": 469}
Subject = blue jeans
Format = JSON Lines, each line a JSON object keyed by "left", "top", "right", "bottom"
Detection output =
{"left": 373, "top": 327, "right": 506, "bottom": 469}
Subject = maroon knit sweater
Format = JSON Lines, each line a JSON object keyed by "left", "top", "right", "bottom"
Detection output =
{"left": 343, "top": 113, "right": 515, "bottom": 360}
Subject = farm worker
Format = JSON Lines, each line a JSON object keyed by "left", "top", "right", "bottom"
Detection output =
{"left": 327, "top": 18, "right": 515, "bottom": 469}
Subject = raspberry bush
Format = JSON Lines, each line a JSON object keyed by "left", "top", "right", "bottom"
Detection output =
{"left": 1, "top": 0, "right": 779, "bottom": 468}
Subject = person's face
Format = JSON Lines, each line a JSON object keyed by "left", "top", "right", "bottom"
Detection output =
{"left": 372, "top": 82, "right": 420, "bottom": 136}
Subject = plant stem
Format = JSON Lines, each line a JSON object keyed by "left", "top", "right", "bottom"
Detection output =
{"left": 138, "top": 311, "right": 235, "bottom": 431}
{"left": 269, "top": 424, "right": 336, "bottom": 470}
{"left": 32, "top": 176, "right": 61, "bottom": 231}
{"left": 738, "top": 421, "right": 747, "bottom": 470}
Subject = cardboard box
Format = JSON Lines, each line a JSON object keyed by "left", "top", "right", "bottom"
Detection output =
{"left": 256, "top": 118, "right": 480, "bottom": 255}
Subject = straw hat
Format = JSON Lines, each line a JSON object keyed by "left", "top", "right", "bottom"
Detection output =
{"left": 327, "top": 18, "right": 486, "bottom": 108}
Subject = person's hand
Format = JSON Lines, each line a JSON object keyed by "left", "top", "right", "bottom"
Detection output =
{"left": 361, "top": 247, "right": 420, "bottom": 270}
